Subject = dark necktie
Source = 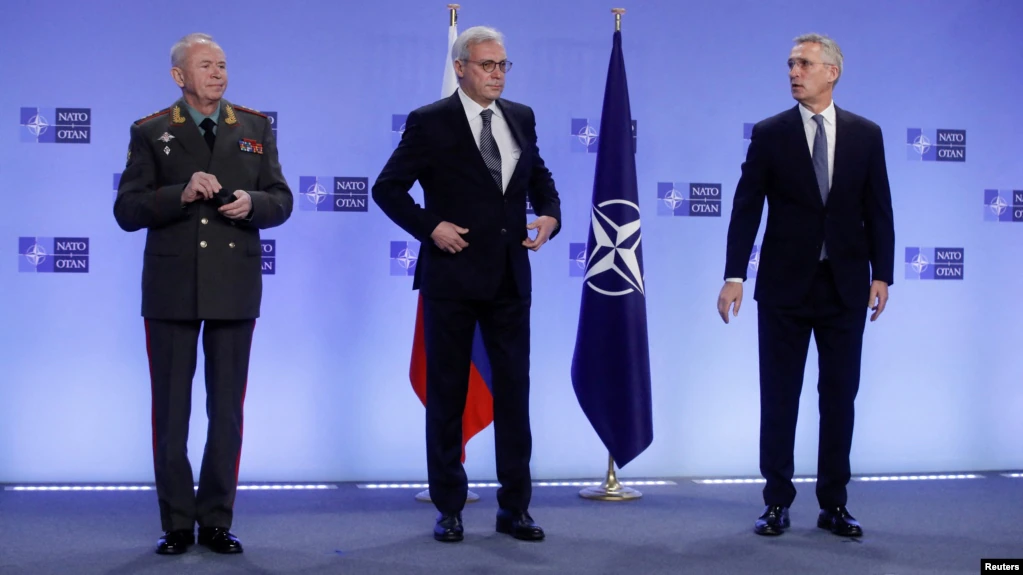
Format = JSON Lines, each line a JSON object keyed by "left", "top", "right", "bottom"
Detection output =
{"left": 199, "top": 117, "right": 216, "bottom": 151}
{"left": 812, "top": 114, "right": 829, "bottom": 259}
{"left": 479, "top": 109, "right": 503, "bottom": 192}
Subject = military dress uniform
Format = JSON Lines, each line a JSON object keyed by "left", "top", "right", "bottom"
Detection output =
{"left": 114, "top": 98, "right": 292, "bottom": 536}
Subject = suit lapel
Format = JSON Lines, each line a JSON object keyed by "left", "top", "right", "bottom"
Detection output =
{"left": 209, "top": 99, "right": 240, "bottom": 172}
{"left": 168, "top": 98, "right": 211, "bottom": 167}
{"left": 829, "top": 106, "right": 850, "bottom": 207}
{"left": 786, "top": 105, "right": 825, "bottom": 209}
{"left": 447, "top": 93, "right": 496, "bottom": 191}
{"left": 497, "top": 99, "right": 528, "bottom": 193}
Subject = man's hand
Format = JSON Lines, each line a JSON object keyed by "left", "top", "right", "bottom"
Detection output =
{"left": 868, "top": 280, "right": 889, "bottom": 322}
{"left": 522, "top": 216, "right": 557, "bottom": 251}
{"left": 717, "top": 281, "right": 744, "bottom": 324}
{"left": 219, "top": 191, "right": 253, "bottom": 220}
{"left": 181, "top": 172, "right": 222, "bottom": 204}
{"left": 431, "top": 222, "right": 469, "bottom": 254}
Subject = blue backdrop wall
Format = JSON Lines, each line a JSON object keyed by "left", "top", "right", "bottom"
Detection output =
{"left": 2, "top": 0, "right": 1021, "bottom": 482}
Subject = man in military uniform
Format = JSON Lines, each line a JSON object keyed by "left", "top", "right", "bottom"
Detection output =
{"left": 113, "top": 32, "right": 292, "bottom": 555}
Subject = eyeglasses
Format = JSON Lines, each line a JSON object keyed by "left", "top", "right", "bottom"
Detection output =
{"left": 787, "top": 58, "right": 836, "bottom": 71}
{"left": 465, "top": 59, "right": 513, "bottom": 73}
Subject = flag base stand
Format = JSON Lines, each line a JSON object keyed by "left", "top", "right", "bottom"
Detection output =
{"left": 415, "top": 489, "right": 480, "bottom": 503}
{"left": 579, "top": 453, "right": 642, "bottom": 501}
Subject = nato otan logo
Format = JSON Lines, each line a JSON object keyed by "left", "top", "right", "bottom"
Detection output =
{"left": 261, "top": 240, "right": 275, "bottom": 275}
{"left": 905, "top": 247, "right": 964, "bottom": 280}
{"left": 390, "top": 241, "right": 418, "bottom": 276}
{"left": 19, "top": 237, "right": 89, "bottom": 273}
{"left": 657, "top": 182, "right": 722, "bottom": 217}
{"left": 571, "top": 118, "right": 637, "bottom": 153}
{"left": 298, "top": 176, "right": 369, "bottom": 212}
{"left": 581, "top": 199, "right": 645, "bottom": 297}
{"left": 984, "top": 189, "right": 1023, "bottom": 223}
{"left": 392, "top": 114, "right": 408, "bottom": 148}
{"left": 569, "top": 242, "right": 587, "bottom": 277}
{"left": 906, "top": 128, "right": 966, "bottom": 162}
{"left": 748, "top": 244, "right": 760, "bottom": 279}
{"left": 264, "top": 111, "right": 277, "bottom": 136}
{"left": 21, "top": 107, "right": 91, "bottom": 143}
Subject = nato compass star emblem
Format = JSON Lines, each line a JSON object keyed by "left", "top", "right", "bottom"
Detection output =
{"left": 577, "top": 123, "right": 598, "bottom": 147}
{"left": 25, "top": 114, "right": 49, "bottom": 138}
{"left": 583, "top": 199, "right": 645, "bottom": 297}
{"left": 304, "top": 180, "right": 328, "bottom": 205}
{"left": 662, "top": 186, "right": 686, "bottom": 212}
{"left": 396, "top": 246, "right": 417, "bottom": 271}
{"left": 911, "top": 252, "right": 929, "bottom": 273}
{"left": 912, "top": 133, "right": 931, "bottom": 156}
{"left": 989, "top": 194, "right": 1008, "bottom": 217}
{"left": 24, "top": 243, "right": 47, "bottom": 267}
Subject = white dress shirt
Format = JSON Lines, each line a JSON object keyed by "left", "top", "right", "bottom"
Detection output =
{"left": 457, "top": 87, "right": 520, "bottom": 193}
{"left": 726, "top": 100, "right": 837, "bottom": 283}
{"left": 799, "top": 99, "right": 836, "bottom": 190}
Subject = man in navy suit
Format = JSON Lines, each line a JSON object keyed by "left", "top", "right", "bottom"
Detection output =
{"left": 372, "top": 26, "right": 561, "bottom": 543}
{"left": 717, "top": 33, "right": 895, "bottom": 538}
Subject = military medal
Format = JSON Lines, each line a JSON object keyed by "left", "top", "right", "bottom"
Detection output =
{"left": 239, "top": 138, "right": 263, "bottom": 154}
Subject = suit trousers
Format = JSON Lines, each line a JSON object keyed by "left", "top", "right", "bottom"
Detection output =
{"left": 756, "top": 261, "right": 866, "bottom": 508}
{"left": 422, "top": 254, "right": 532, "bottom": 515}
{"left": 144, "top": 318, "right": 255, "bottom": 532}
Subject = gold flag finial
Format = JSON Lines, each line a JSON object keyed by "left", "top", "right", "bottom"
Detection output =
{"left": 612, "top": 8, "right": 625, "bottom": 32}
{"left": 448, "top": 4, "right": 460, "bottom": 26}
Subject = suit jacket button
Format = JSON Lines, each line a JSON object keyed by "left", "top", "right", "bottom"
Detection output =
{"left": 201, "top": 217, "right": 209, "bottom": 225}
{"left": 500, "top": 228, "right": 507, "bottom": 235}
{"left": 229, "top": 242, "right": 236, "bottom": 248}
{"left": 199, "top": 240, "right": 208, "bottom": 248}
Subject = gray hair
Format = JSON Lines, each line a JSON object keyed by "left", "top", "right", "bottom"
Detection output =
{"left": 794, "top": 33, "right": 843, "bottom": 86}
{"left": 170, "top": 33, "right": 222, "bottom": 68}
{"left": 451, "top": 26, "right": 504, "bottom": 62}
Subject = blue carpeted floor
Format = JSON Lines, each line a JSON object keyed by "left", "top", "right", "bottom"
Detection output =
{"left": 1, "top": 473, "right": 1020, "bottom": 574}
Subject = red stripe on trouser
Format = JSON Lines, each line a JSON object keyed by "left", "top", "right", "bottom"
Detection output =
{"left": 231, "top": 320, "right": 256, "bottom": 494}
{"left": 144, "top": 320, "right": 157, "bottom": 463}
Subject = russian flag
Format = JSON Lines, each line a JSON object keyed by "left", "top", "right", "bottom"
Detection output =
{"left": 410, "top": 294, "right": 493, "bottom": 462}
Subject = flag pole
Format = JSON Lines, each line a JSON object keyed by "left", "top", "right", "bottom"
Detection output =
{"left": 578, "top": 8, "right": 643, "bottom": 503}
{"left": 416, "top": 2, "right": 479, "bottom": 505}
{"left": 580, "top": 452, "right": 642, "bottom": 500}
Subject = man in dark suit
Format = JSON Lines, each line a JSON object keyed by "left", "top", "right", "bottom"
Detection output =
{"left": 717, "top": 33, "right": 894, "bottom": 538}
{"left": 373, "top": 26, "right": 561, "bottom": 543}
{"left": 114, "top": 33, "right": 292, "bottom": 555}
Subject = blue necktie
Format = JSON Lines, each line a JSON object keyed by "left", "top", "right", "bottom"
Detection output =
{"left": 479, "top": 109, "right": 503, "bottom": 192}
{"left": 812, "top": 114, "right": 829, "bottom": 259}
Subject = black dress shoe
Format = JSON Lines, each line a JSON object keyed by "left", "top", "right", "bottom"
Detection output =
{"left": 198, "top": 527, "right": 244, "bottom": 553}
{"left": 818, "top": 506, "right": 863, "bottom": 537}
{"left": 434, "top": 513, "right": 464, "bottom": 542}
{"left": 496, "top": 509, "right": 545, "bottom": 541}
{"left": 754, "top": 505, "right": 790, "bottom": 536}
{"left": 156, "top": 529, "right": 194, "bottom": 555}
